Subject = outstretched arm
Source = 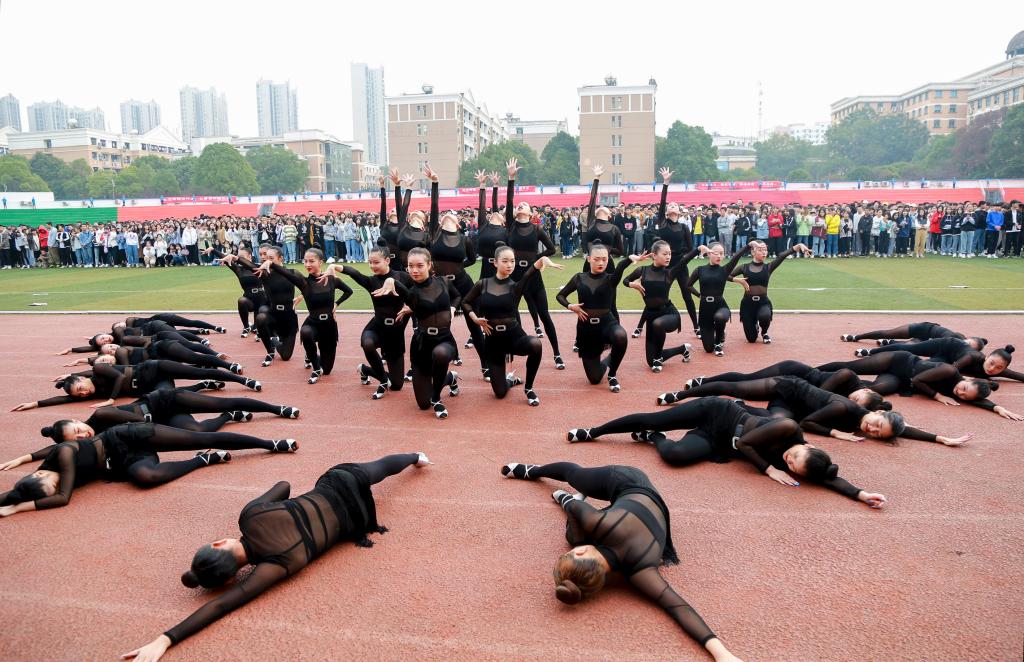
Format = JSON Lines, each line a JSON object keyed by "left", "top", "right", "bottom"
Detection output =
{"left": 627, "top": 567, "right": 722, "bottom": 651}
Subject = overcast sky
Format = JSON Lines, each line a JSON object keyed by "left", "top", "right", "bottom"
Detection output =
{"left": 2, "top": 0, "right": 1021, "bottom": 142}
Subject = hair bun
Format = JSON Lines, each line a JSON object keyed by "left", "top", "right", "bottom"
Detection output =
{"left": 181, "top": 570, "right": 200, "bottom": 588}
{"left": 825, "top": 464, "right": 839, "bottom": 480}
{"left": 990, "top": 380, "right": 1000, "bottom": 391}
{"left": 591, "top": 239, "right": 604, "bottom": 246}
{"left": 1005, "top": 345, "right": 1015, "bottom": 354}
{"left": 41, "top": 426, "right": 53, "bottom": 437}
{"left": 54, "top": 380, "right": 64, "bottom": 389}
{"left": 555, "top": 579, "right": 582, "bottom": 604}
{"left": 495, "top": 241, "right": 507, "bottom": 248}
{"left": 878, "top": 401, "right": 893, "bottom": 411}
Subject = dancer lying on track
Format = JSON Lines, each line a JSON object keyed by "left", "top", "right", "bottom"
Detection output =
{"left": 500, "top": 461, "right": 742, "bottom": 661}
{"left": 566, "top": 397, "right": 887, "bottom": 507}
{"left": 658, "top": 360, "right": 866, "bottom": 404}
{"left": 854, "top": 340, "right": 1023, "bottom": 382}
{"left": 0, "top": 423, "right": 298, "bottom": 517}
{"left": 839, "top": 321, "right": 978, "bottom": 345}
{"left": 121, "top": 452, "right": 431, "bottom": 662}
{"left": 118, "top": 314, "right": 226, "bottom": 335}
{"left": 62, "top": 337, "right": 240, "bottom": 373}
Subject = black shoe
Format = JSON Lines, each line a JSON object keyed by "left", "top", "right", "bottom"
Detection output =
{"left": 567, "top": 428, "right": 593, "bottom": 442}
{"left": 762, "top": 334, "right": 772, "bottom": 344}
{"left": 854, "top": 348, "right": 870, "bottom": 357}
{"left": 431, "top": 401, "right": 448, "bottom": 419}
{"left": 228, "top": 411, "right": 253, "bottom": 422}
{"left": 694, "top": 327, "right": 702, "bottom": 338}
{"left": 215, "top": 326, "right": 227, "bottom": 334}
{"left": 535, "top": 325, "right": 544, "bottom": 338}
{"left": 525, "top": 388, "right": 540, "bottom": 406}
{"left": 447, "top": 371, "right": 461, "bottom": 397}
{"left": 481, "top": 367, "right": 491, "bottom": 382}
{"left": 303, "top": 357, "right": 312, "bottom": 369}
{"left": 554, "top": 355, "right": 566, "bottom": 370}
{"left": 681, "top": 344, "right": 692, "bottom": 363}
{"left": 452, "top": 357, "right": 463, "bottom": 366}
{"left": 464, "top": 339, "right": 474, "bottom": 349}
{"left": 278, "top": 406, "right": 300, "bottom": 418}
{"left": 261, "top": 353, "right": 274, "bottom": 367}
{"left": 196, "top": 450, "right": 231, "bottom": 465}
{"left": 308, "top": 368, "right": 324, "bottom": 384}
{"left": 714, "top": 344, "right": 724, "bottom": 357}
{"left": 244, "top": 378, "right": 262, "bottom": 392}
{"left": 877, "top": 338, "right": 895, "bottom": 346}
{"left": 372, "top": 379, "right": 391, "bottom": 399}
{"left": 404, "top": 368, "right": 413, "bottom": 382}
{"left": 651, "top": 358, "right": 664, "bottom": 373}
{"left": 505, "top": 372, "right": 523, "bottom": 388}
{"left": 501, "top": 462, "right": 539, "bottom": 479}
{"left": 240, "top": 328, "right": 250, "bottom": 338}
{"left": 229, "top": 363, "right": 243, "bottom": 374}
{"left": 840, "top": 334, "right": 856, "bottom": 342}
{"left": 608, "top": 376, "right": 621, "bottom": 393}
{"left": 656, "top": 391, "right": 681, "bottom": 406}
{"left": 357, "top": 363, "right": 372, "bottom": 385}
{"left": 631, "top": 327, "right": 642, "bottom": 338}
{"left": 271, "top": 439, "right": 299, "bottom": 452}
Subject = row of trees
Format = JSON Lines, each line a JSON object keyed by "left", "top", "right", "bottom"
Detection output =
{"left": 0, "top": 144, "right": 309, "bottom": 199}
{"left": 753, "top": 105, "right": 1024, "bottom": 181}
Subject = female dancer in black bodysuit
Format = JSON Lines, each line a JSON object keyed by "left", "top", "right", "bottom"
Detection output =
{"left": 816, "top": 352, "right": 1023, "bottom": 419}
{"left": 565, "top": 397, "right": 888, "bottom": 508}
{"left": 423, "top": 165, "right": 486, "bottom": 367}
{"left": 664, "top": 376, "right": 971, "bottom": 446}
{"left": 72, "top": 324, "right": 208, "bottom": 356}
{"left": 730, "top": 240, "right": 810, "bottom": 343}
{"left": 378, "top": 171, "right": 408, "bottom": 269}
{"left": 656, "top": 359, "right": 866, "bottom": 405}
{"left": 0, "top": 423, "right": 298, "bottom": 518}
{"left": 222, "top": 247, "right": 299, "bottom": 367}
{"left": 476, "top": 172, "right": 510, "bottom": 281}
{"left": 839, "top": 321, "right": 975, "bottom": 344}
{"left": 463, "top": 246, "right": 560, "bottom": 405}
{"left": 623, "top": 240, "right": 693, "bottom": 372}
{"left": 395, "top": 174, "right": 430, "bottom": 270}
{"left": 499, "top": 461, "right": 742, "bottom": 662}
{"left": 382, "top": 247, "right": 460, "bottom": 419}
{"left": 206, "top": 245, "right": 267, "bottom": 337}
{"left": 259, "top": 248, "right": 352, "bottom": 384}
{"left": 64, "top": 336, "right": 240, "bottom": 374}
{"left": 557, "top": 243, "right": 640, "bottom": 392}
{"left": 63, "top": 387, "right": 299, "bottom": 437}
{"left": 688, "top": 242, "right": 748, "bottom": 356}
{"left": 581, "top": 166, "right": 625, "bottom": 323}
{"left": 119, "top": 314, "right": 226, "bottom": 335}
{"left": 10, "top": 360, "right": 260, "bottom": 412}
{"left": 855, "top": 340, "right": 1023, "bottom": 382}
{"left": 635, "top": 168, "right": 698, "bottom": 338}
{"left": 324, "top": 244, "right": 413, "bottom": 399}
{"left": 505, "top": 158, "right": 565, "bottom": 369}
{"left": 121, "top": 452, "right": 431, "bottom": 662}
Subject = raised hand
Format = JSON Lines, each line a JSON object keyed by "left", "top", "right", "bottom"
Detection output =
{"left": 378, "top": 174, "right": 387, "bottom": 188}
{"left": 475, "top": 169, "right": 488, "bottom": 186}
{"left": 423, "top": 164, "right": 439, "bottom": 183}
{"left": 489, "top": 171, "right": 500, "bottom": 185}
{"left": 401, "top": 174, "right": 416, "bottom": 189}
{"left": 389, "top": 168, "right": 401, "bottom": 186}
{"left": 659, "top": 167, "right": 673, "bottom": 183}
{"left": 506, "top": 158, "right": 520, "bottom": 179}
{"left": 593, "top": 165, "right": 604, "bottom": 178}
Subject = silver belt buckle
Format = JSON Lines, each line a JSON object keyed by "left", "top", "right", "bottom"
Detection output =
{"left": 442, "top": 274, "right": 456, "bottom": 282}
{"left": 318, "top": 313, "right": 329, "bottom": 321}
{"left": 518, "top": 260, "right": 529, "bottom": 268}
{"left": 705, "top": 296, "right": 715, "bottom": 303}
{"left": 389, "top": 253, "right": 396, "bottom": 259}
{"left": 488, "top": 258, "right": 495, "bottom": 264}
{"left": 275, "top": 304, "right": 286, "bottom": 311}
{"left": 426, "top": 327, "right": 439, "bottom": 336}
{"left": 588, "top": 317, "right": 601, "bottom": 325}
{"left": 383, "top": 317, "right": 396, "bottom": 326}
{"left": 494, "top": 324, "right": 507, "bottom": 332}
{"left": 131, "top": 378, "right": 138, "bottom": 389}
{"left": 251, "top": 287, "right": 261, "bottom": 294}
{"left": 751, "top": 295, "right": 761, "bottom": 301}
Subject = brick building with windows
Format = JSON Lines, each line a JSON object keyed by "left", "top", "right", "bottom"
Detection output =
{"left": 578, "top": 77, "right": 656, "bottom": 185}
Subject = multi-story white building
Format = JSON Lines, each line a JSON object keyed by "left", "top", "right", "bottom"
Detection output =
{"left": 120, "top": 99, "right": 161, "bottom": 134}
{"left": 179, "top": 86, "right": 230, "bottom": 144}
{"left": 712, "top": 134, "right": 757, "bottom": 172}
{"left": 774, "top": 122, "right": 829, "bottom": 145}
{"left": 504, "top": 114, "right": 568, "bottom": 157}
{"left": 7, "top": 126, "right": 187, "bottom": 172}
{"left": 578, "top": 77, "right": 657, "bottom": 185}
{"left": 69, "top": 106, "right": 106, "bottom": 131}
{"left": 351, "top": 63, "right": 387, "bottom": 166}
{"left": 206, "top": 130, "right": 354, "bottom": 193}
{"left": 27, "top": 100, "right": 69, "bottom": 132}
{"left": 0, "top": 94, "right": 21, "bottom": 131}
{"left": 256, "top": 79, "right": 299, "bottom": 137}
{"left": 386, "top": 86, "right": 508, "bottom": 187}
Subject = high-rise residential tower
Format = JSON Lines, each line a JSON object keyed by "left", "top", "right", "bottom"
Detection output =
{"left": 179, "top": 86, "right": 230, "bottom": 143}
{"left": 256, "top": 79, "right": 298, "bottom": 137}
{"left": 120, "top": 99, "right": 162, "bottom": 134}
{"left": 351, "top": 63, "right": 387, "bottom": 165}
{"left": 0, "top": 94, "right": 21, "bottom": 131}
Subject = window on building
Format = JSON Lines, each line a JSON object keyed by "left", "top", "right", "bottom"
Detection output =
{"left": 610, "top": 96, "right": 624, "bottom": 110}
{"left": 417, "top": 142, "right": 428, "bottom": 154}
{"left": 924, "top": 106, "right": 928, "bottom": 115}
{"left": 91, "top": 151, "right": 97, "bottom": 159}
{"left": 416, "top": 124, "right": 427, "bottom": 136}
{"left": 1014, "top": 87, "right": 1021, "bottom": 102}
{"left": 932, "top": 119, "right": 941, "bottom": 128}
{"left": 950, "top": 89, "right": 958, "bottom": 98}
{"left": 925, "top": 91, "right": 929, "bottom": 100}
{"left": 612, "top": 172, "right": 623, "bottom": 184}
{"left": 611, "top": 134, "right": 623, "bottom": 147}
{"left": 948, "top": 104, "right": 956, "bottom": 113}
{"left": 877, "top": 102, "right": 883, "bottom": 110}
{"left": 1003, "top": 91, "right": 1009, "bottom": 105}
{"left": 44, "top": 139, "right": 52, "bottom": 148}
{"left": 415, "top": 104, "right": 426, "bottom": 118}
{"left": 112, "top": 141, "right": 118, "bottom": 148}
{"left": 891, "top": 102, "right": 898, "bottom": 110}
{"left": 611, "top": 114, "right": 622, "bottom": 127}
{"left": 948, "top": 120, "right": 956, "bottom": 128}
{"left": 934, "top": 90, "right": 943, "bottom": 99}
{"left": 934, "top": 105, "right": 941, "bottom": 113}
{"left": 985, "top": 96, "right": 991, "bottom": 107}
{"left": 90, "top": 137, "right": 97, "bottom": 145}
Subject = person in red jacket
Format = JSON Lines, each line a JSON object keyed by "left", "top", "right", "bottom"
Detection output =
{"left": 766, "top": 210, "right": 784, "bottom": 257}
{"left": 37, "top": 224, "right": 50, "bottom": 268}
{"left": 928, "top": 208, "right": 942, "bottom": 254}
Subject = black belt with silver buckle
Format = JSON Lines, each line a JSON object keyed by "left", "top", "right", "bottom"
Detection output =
{"left": 317, "top": 313, "right": 330, "bottom": 321}
{"left": 389, "top": 252, "right": 396, "bottom": 259}
{"left": 750, "top": 295, "right": 761, "bottom": 302}
{"left": 382, "top": 317, "right": 396, "bottom": 326}
{"left": 130, "top": 378, "right": 139, "bottom": 389}
{"left": 275, "top": 304, "right": 287, "bottom": 311}
{"left": 250, "top": 287, "right": 261, "bottom": 294}
{"left": 705, "top": 296, "right": 717, "bottom": 303}
{"left": 588, "top": 317, "right": 601, "bottom": 325}
{"left": 518, "top": 260, "right": 529, "bottom": 267}
{"left": 494, "top": 324, "right": 508, "bottom": 332}
{"left": 442, "top": 274, "right": 456, "bottom": 282}
{"left": 731, "top": 423, "right": 745, "bottom": 449}
{"left": 425, "top": 326, "right": 440, "bottom": 336}
{"left": 488, "top": 258, "right": 495, "bottom": 264}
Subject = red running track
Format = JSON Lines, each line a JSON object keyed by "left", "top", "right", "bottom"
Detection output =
{"left": 0, "top": 313, "right": 1021, "bottom": 661}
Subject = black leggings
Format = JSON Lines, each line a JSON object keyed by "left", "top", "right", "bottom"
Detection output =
{"left": 519, "top": 462, "right": 647, "bottom": 500}
{"left": 698, "top": 304, "right": 730, "bottom": 353}
{"left": 697, "top": 360, "right": 860, "bottom": 394}
{"left": 581, "top": 324, "right": 627, "bottom": 383}
{"left": 156, "top": 341, "right": 232, "bottom": 370}
{"left": 144, "top": 360, "right": 250, "bottom": 389}
{"left": 816, "top": 354, "right": 906, "bottom": 396}
{"left": 638, "top": 264, "right": 698, "bottom": 332}
{"left": 645, "top": 312, "right": 689, "bottom": 366}
{"left": 449, "top": 273, "right": 486, "bottom": 364}
{"left": 237, "top": 297, "right": 259, "bottom": 329}
{"left": 143, "top": 314, "right": 219, "bottom": 331}
{"left": 740, "top": 298, "right": 772, "bottom": 343}
{"left": 486, "top": 334, "right": 542, "bottom": 397}
{"left": 677, "top": 377, "right": 781, "bottom": 402}
{"left": 255, "top": 307, "right": 298, "bottom": 360}
{"left": 360, "top": 327, "right": 406, "bottom": 391}
{"left": 355, "top": 453, "right": 421, "bottom": 485}
{"left": 411, "top": 336, "right": 457, "bottom": 408}
{"left": 300, "top": 318, "right": 339, "bottom": 373}
{"left": 521, "top": 275, "right": 562, "bottom": 357}
{"left": 96, "top": 391, "right": 287, "bottom": 432}
{"left": 124, "top": 425, "right": 281, "bottom": 487}
{"left": 849, "top": 323, "right": 951, "bottom": 342}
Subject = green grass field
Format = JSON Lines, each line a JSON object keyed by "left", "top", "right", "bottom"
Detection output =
{"left": 1, "top": 255, "right": 1023, "bottom": 311}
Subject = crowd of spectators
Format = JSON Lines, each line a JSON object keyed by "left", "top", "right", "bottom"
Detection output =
{"left": 0, "top": 199, "right": 1019, "bottom": 269}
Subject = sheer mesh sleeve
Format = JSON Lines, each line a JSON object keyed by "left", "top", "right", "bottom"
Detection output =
{"left": 627, "top": 567, "right": 717, "bottom": 646}
{"left": 33, "top": 445, "right": 76, "bottom": 510}
{"left": 241, "top": 481, "right": 290, "bottom": 518}
{"left": 163, "top": 562, "right": 288, "bottom": 645}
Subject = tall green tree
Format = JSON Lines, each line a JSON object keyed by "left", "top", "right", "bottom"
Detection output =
{"left": 192, "top": 143, "right": 259, "bottom": 195}
{"left": 988, "top": 105, "right": 1024, "bottom": 178}
{"left": 458, "top": 141, "right": 542, "bottom": 186}
{"left": 170, "top": 156, "right": 197, "bottom": 194}
{"left": 246, "top": 145, "right": 308, "bottom": 194}
{"left": 753, "top": 135, "right": 814, "bottom": 179}
{"left": 132, "top": 155, "right": 173, "bottom": 172}
{"left": 0, "top": 155, "right": 49, "bottom": 192}
{"left": 539, "top": 131, "right": 579, "bottom": 185}
{"left": 86, "top": 170, "right": 117, "bottom": 199}
{"left": 655, "top": 121, "right": 718, "bottom": 182}
{"left": 826, "top": 108, "right": 930, "bottom": 167}
{"left": 152, "top": 170, "right": 181, "bottom": 196}
{"left": 949, "top": 109, "right": 1002, "bottom": 178}
{"left": 913, "top": 134, "right": 956, "bottom": 178}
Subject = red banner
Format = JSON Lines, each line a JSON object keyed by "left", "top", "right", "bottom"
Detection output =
{"left": 695, "top": 181, "right": 782, "bottom": 191}
{"left": 162, "top": 196, "right": 232, "bottom": 204}
{"left": 455, "top": 185, "right": 536, "bottom": 195}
